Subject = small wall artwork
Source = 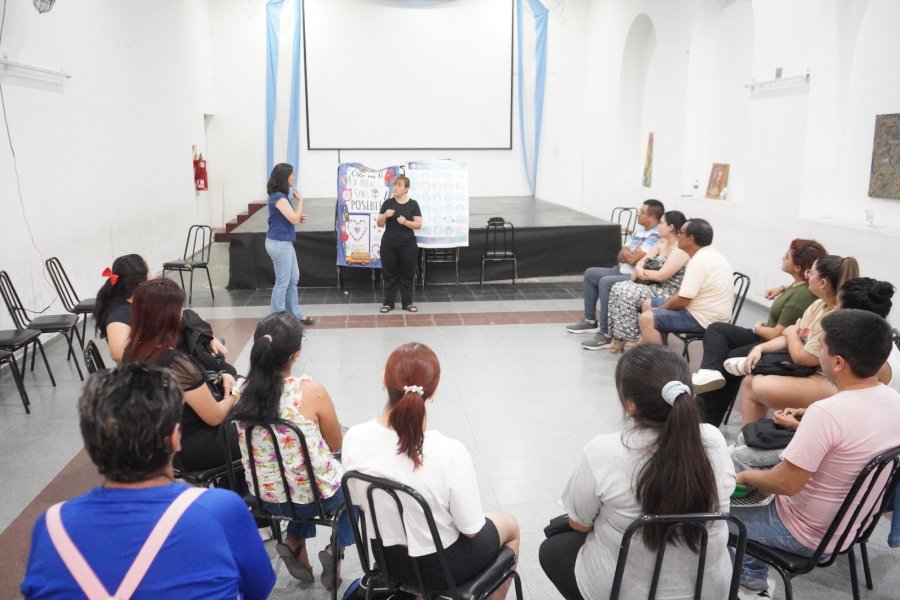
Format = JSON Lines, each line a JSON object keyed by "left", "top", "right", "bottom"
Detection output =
{"left": 642, "top": 132, "right": 653, "bottom": 187}
{"left": 868, "top": 113, "right": 900, "bottom": 199}
{"left": 706, "top": 163, "right": 729, "bottom": 199}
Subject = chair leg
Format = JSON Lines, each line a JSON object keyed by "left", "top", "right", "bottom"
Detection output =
{"left": 480, "top": 259, "right": 485, "bottom": 287}
{"left": 859, "top": 541, "right": 874, "bottom": 590}
{"left": 6, "top": 357, "right": 30, "bottom": 413}
{"left": 512, "top": 259, "right": 518, "bottom": 286}
{"left": 73, "top": 316, "right": 85, "bottom": 349}
{"left": 204, "top": 267, "right": 215, "bottom": 300}
{"left": 722, "top": 397, "right": 736, "bottom": 426}
{"left": 772, "top": 564, "right": 793, "bottom": 600}
{"left": 848, "top": 546, "right": 862, "bottom": 600}
{"left": 65, "top": 329, "right": 85, "bottom": 381}
{"left": 34, "top": 340, "right": 57, "bottom": 387}
{"left": 188, "top": 270, "right": 195, "bottom": 305}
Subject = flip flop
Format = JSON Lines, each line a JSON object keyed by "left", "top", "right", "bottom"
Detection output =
{"left": 403, "top": 305, "right": 418, "bottom": 313}
{"left": 276, "top": 542, "right": 314, "bottom": 583}
{"left": 318, "top": 547, "right": 343, "bottom": 591}
{"left": 299, "top": 316, "right": 314, "bottom": 325}
{"left": 380, "top": 305, "right": 392, "bottom": 313}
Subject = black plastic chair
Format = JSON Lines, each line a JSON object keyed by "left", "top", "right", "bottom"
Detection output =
{"left": 227, "top": 418, "right": 344, "bottom": 599}
{"left": 611, "top": 206, "right": 638, "bottom": 245}
{"left": 0, "top": 270, "right": 83, "bottom": 382}
{"left": 163, "top": 224, "right": 215, "bottom": 304}
{"left": 341, "top": 470, "right": 523, "bottom": 600}
{"left": 0, "top": 349, "right": 30, "bottom": 413}
{"left": 610, "top": 513, "right": 746, "bottom": 600}
{"left": 0, "top": 327, "right": 54, "bottom": 387}
{"left": 480, "top": 217, "right": 517, "bottom": 287}
{"left": 421, "top": 247, "right": 460, "bottom": 288}
{"left": 736, "top": 445, "right": 900, "bottom": 600}
{"left": 83, "top": 340, "right": 107, "bottom": 375}
{"left": 45, "top": 257, "right": 96, "bottom": 349}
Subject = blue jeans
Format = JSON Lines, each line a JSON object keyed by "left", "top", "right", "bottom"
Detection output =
{"left": 731, "top": 503, "right": 816, "bottom": 590}
{"left": 583, "top": 266, "right": 629, "bottom": 335}
{"left": 262, "top": 490, "right": 356, "bottom": 548}
{"left": 265, "top": 238, "right": 302, "bottom": 318}
{"left": 650, "top": 296, "right": 704, "bottom": 334}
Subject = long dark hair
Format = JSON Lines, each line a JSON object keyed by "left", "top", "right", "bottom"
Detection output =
{"left": 384, "top": 342, "right": 441, "bottom": 468}
{"left": 93, "top": 254, "right": 148, "bottom": 337}
{"left": 232, "top": 312, "right": 305, "bottom": 422}
{"left": 125, "top": 278, "right": 184, "bottom": 364}
{"left": 616, "top": 345, "right": 718, "bottom": 552}
{"left": 267, "top": 163, "right": 293, "bottom": 196}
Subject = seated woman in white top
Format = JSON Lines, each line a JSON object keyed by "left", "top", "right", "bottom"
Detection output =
{"left": 539, "top": 345, "right": 735, "bottom": 600}
{"left": 342, "top": 343, "right": 520, "bottom": 598}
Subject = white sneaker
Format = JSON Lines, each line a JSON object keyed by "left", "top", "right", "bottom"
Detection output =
{"left": 738, "top": 576, "right": 776, "bottom": 599}
{"left": 723, "top": 357, "right": 748, "bottom": 377}
{"left": 692, "top": 369, "right": 726, "bottom": 394}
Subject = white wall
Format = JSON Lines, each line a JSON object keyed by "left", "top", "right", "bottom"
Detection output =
{"left": 0, "top": 0, "right": 217, "bottom": 330}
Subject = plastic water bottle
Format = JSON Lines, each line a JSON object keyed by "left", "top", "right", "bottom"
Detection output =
{"left": 692, "top": 179, "right": 699, "bottom": 195}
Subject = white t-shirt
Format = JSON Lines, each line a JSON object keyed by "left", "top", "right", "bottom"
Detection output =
{"left": 677, "top": 245, "right": 733, "bottom": 328}
{"left": 777, "top": 384, "right": 900, "bottom": 553}
{"left": 342, "top": 420, "right": 485, "bottom": 556}
{"left": 562, "top": 423, "right": 735, "bottom": 600}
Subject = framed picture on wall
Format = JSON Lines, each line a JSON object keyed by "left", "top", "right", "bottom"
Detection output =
{"left": 706, "top": 163, "right": 729, "bottom": 199}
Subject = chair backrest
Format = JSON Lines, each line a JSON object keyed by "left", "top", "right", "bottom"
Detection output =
{"left": 83, "top": 340, "right": 107, "bottom": 374}
{"left": 809, "top": 444, "right": 900, "bottom": 566}
{"left": 227, "top": 418, "right": 331, "bottom": 523}
{"left": 611, "top": 207, "right": 638, "bottom": 244}
{"left": 182, "top": 225, "right": 213, "bottom": 263}
{"left": 0, "top": 271, "right": 31, "bottom": 329}
{"left": 609, "top": 513, "right": 747, "bottom": 600}
{"left": 341, "top": 470, "right": 461, "bottom": 597}
{"left": 730, "top": 272, "right": 751, "bottom": 325}
{"left": 483, "top": 217, "right": 515, "bottom": 257}
{"left": 45, "top": 257, "right": 80, "bottom": 313}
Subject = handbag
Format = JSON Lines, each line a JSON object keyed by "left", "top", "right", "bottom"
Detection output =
{"left": 634, "top": 257, "right": 663, "bottom": 285}
{"left": 742, "top": 418, "right": 796, "bottom": 450}
{"left": 750, "top": 350, "right": 817, "bottom": 377}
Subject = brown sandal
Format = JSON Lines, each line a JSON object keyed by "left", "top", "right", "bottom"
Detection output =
{"left": 276, "top": 542, "right": 314, "bottom": 582}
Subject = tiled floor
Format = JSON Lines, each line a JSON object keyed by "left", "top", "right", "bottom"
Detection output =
{"left": 0, "top": 267, "right": 898, "bottom": 599}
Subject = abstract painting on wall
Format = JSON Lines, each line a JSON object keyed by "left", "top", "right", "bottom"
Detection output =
{"left": 642, "top": 132, "right": 653, "bottom": 187}
{"left": 868, "top": 113, "right": 900, "bottom": 199}
{"left": 706, "top": 163, "right": 729, "bottom": 199}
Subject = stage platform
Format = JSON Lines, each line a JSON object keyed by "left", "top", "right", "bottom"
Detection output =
{"left": 226, "top": 196, "right": 620, "bottom": 289}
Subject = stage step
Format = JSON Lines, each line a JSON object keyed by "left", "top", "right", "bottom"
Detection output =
{"left": 214, "top": 201, "right": 266, "bottom": 242}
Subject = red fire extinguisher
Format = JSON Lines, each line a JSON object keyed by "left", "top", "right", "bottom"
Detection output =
{"left": 193, "top": 146, "right": 208, "bottom": 191}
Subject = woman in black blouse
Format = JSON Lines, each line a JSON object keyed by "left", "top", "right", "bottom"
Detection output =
{"left": 124, "top": 277, "right": 237, "bottom": 473}
{"left": 377, "top": 175, "right": 422, "bottom": 312}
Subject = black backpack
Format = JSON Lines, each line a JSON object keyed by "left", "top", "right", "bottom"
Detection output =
{"left": 177, "top": 309, "right": 237, "bottom": 377}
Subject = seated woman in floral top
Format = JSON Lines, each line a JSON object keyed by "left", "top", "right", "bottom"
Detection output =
{"left": 231, "top": 312, "right": 352, "bottom": 590}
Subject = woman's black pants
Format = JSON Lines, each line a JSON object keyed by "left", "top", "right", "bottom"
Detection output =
{"left": 381, "top": 241, "right": 417, "bottom": 308}
{"left": 697, "top": 322, "right": 763, "bottom": 426}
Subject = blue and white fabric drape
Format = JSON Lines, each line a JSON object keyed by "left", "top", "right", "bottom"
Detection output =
{"left": 516, "top": 0, "right": 548, "bottom": 198}
{"left": 266, "top": 0, "right": 303, "bottom": 175}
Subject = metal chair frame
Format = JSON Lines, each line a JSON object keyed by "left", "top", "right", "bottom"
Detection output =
{"left": 610, "top": 513, "right": 746, "bottom": 600}
{"left": 480, "top": 217, "right": 517, "bottom": 287}
{"left": 163, "top": 224, "right": 215, "bottom": 305}
{"left": 0, "top": 349, "right": 30, "bottom": 413}
{"left": 421, "top": 247, "right": 460, "bottom": 288}
{"left": 736, "top": 445, "right": 900, "bottom": 600}
{"left": 341, "top": 470, "right": 523, "bottom": 600}
{"left": 45, "top": 257, "right": 96, "bottom": 349}
{"left": 0, "top": 270, "right": 83, "bottom": 382}
{"left": 226, "top": 418, "right": 344, "bottom": 600}
{"left": 611, "top": 206, "right": 639, "bottom": 245}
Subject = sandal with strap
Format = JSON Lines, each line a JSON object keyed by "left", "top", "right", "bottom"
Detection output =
{"left": 403, "top": 305, "right": 418, "bottom": 313}
{"left": 276, "top": 542, "right": 314, "bottom": 583}
{"left": 318, "top": 545, "right": 344, "bottom": 591}
{"left": 380, "top": 305, "right": 392, "bottom": 313}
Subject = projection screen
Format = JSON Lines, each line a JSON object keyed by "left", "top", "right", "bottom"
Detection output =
{"left": 302, "top": 0, "right": 514, "bottom": 150}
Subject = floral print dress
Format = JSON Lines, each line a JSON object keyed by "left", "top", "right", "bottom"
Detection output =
{"left": 235, "top": 375, "right": 342, "bottom": 504}
{"left": 607, "top": 257, "right": 686, "bottom": 342}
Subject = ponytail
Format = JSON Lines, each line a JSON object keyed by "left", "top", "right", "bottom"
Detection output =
{"left": 232, "top": 313, "right": 304, "bottom": 423}
{"left": 383, "top": 343, "right": 441, "bottom": 469}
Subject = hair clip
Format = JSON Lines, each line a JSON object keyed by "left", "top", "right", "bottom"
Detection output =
{"left": 262, "top": 334, "right": 273, "bottom": 343}
{"left": 661, "top": 381, "right": 690, "bottom": 406}
{"left": 403, "top": 385, "right": 424, "bottom": 396}
{"left": 101, "top": 267, "right": 119, "bottom": 285}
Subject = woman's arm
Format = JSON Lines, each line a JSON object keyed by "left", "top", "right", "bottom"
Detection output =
{"left": 396, "top": 215, "right": 422, "bottom": 230}
{"left": 274, "top": 189, "right": 308, "bottom": 226}
{"left": 743, "top": 334, "right": 789, "bottom": 373}
{"left": 106, "top": 322, "right": 130, "bottom": 363}
{"left": 300, "top": 380, "right": 343, "bottom": 452}
{"left": 752, "top": 322, "right": 786, "bottom": 341}
{"left": 643, "top": 247, "right": 689, "bottom": 282}
{"left": 183, "top": 384, "right": 236, "bottom": 426}
{"left": 784, "top": 325, "right": 820, "bottom": 366}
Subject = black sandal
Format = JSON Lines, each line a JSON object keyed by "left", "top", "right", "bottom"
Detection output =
{"left": 380, "top": 305, "right": 392, "bottom": 313}
{"left": 403, "top": 305, "right": 418, "bottom": 313}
